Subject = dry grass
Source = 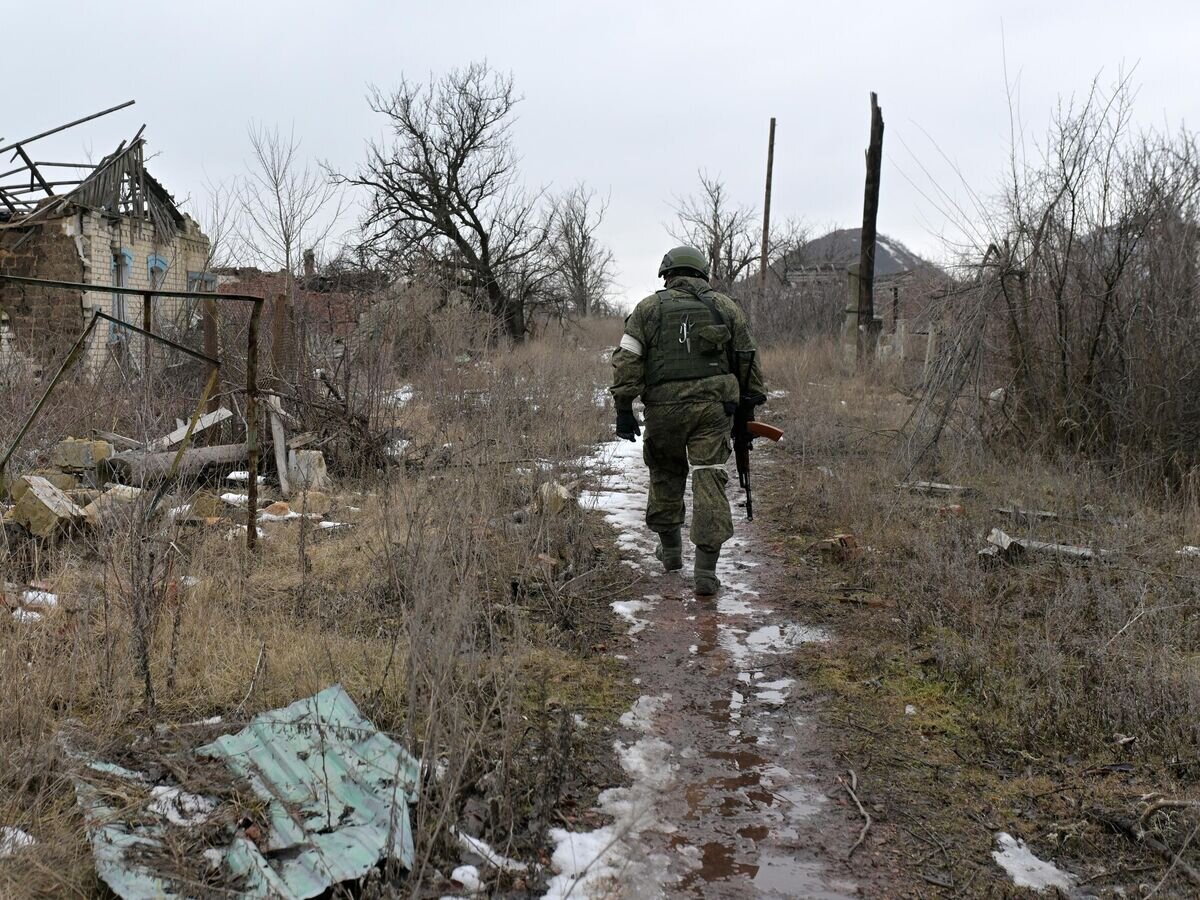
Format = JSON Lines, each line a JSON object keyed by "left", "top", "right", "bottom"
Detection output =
{"left": 760, "top": 338, "right": 1200, "bottom": 890}
{"left": 0, "top": 305, "right": 628, "bottom": 896}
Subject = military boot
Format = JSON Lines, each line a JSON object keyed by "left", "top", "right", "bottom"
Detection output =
{"left": 694, "top": 547, "right": 721, "bottom": 596}
{"left": 654, "top": 529, "right": 683, "bottom": 572}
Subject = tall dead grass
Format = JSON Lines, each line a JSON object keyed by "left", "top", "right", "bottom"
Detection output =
{"left": 762, "top": 339, "right": 1200, "bottom": 770}
{"left": 0, "top": 293, "right": 627, "bottom": 895}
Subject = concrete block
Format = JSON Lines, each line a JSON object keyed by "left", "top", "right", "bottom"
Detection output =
{"left": 83, "top": 484, "right": 145, "bottom": 525}
{"left": 51, "top": 438, "right": 113, "bottom": 471}
{"left": 11, "top": 476, "right": 86, "bottom": 538}
{"left": 8, "top": 469, "right": 77, "bottom": 503}
{"left": 288, "top": 450, "right": 330, "bottom": 491}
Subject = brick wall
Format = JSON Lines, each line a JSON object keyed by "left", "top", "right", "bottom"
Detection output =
{"left": 0, "top": 210, "right": 212, "bottom": 370}
{"left": 0, "top": 218, "right": 87, "bottom": 362}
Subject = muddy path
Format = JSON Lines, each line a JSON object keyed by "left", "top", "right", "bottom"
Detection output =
{"left": 545, "top": 436, "right": 872, "bottom": 898}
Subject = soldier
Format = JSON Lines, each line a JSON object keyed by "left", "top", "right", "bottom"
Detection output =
{"left": 610, "top": 246, "right": 766, "bottom": 596}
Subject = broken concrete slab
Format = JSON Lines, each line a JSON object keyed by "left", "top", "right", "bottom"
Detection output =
{"left": 83, "top": 485, "right": 145, "bottom": 526}
{"left": 7, "top": 469, "right": 78, "bottom": 503}
{"left": 11, "top": 475, "right": 86, "bottom": 537}
{"left": 146, "top": 407, "right": 233, "bottom": 452}
{"left": 981, "top": 527, "right": 1116, "bottom": 563}
{"left": 51, "top": 438, "right": 113, "bottom": 472}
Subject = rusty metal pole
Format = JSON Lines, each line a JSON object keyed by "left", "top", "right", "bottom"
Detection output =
{"left": 202, "top": 298, "right": 219, "bottom": 413}
{"left": 756, "top": 116, "right": 776, "bottom": 326}
{"left": 857, "top": 92, "right": 884, "bottom": 366}
{"left": 246, "top": 301, "right": 262, "bottom": 552}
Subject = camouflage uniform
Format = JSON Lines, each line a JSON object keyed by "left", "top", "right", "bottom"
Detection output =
{"left": 610, "top": 274, "right": 766, "bottom": 559}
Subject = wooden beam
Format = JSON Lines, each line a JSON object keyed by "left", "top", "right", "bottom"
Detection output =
{"left": 755, "top": 116, "right": 776, "bottom": 326}
{"left": 13, "top": 146, "right": 53, "bottom": 196}
{"left": 0, "top": 100, "right": 135, "bottom": 156}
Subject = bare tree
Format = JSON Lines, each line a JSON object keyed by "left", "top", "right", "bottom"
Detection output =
{"left": 670, "top": 172, "right": 759, "bottom": 291}
{"left": 239, "top": 122, "right": 343, "bottom": 281}
{"left": 198, "top": 175, "right": 242, "bottom": 270}
{"left": 341, "top": 62, "right": 547, "bottom": 342}
{"left": 546, "top": 184, "right": 615, "bottom": 317}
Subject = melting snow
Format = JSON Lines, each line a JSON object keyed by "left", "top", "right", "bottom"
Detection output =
{"left": 543, "top": 692, "right": 675, "bottom": 899}
{"left": 992, "top": 833, "right": 1076, "bottom": 893}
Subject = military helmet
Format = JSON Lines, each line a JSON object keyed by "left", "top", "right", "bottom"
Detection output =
{"left": 658, "top": 245, "right": 710, "bottom": 279}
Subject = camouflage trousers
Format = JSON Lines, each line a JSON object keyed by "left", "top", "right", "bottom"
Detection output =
{"left": 642, "top": 401, "right": 734, "bottom": 553}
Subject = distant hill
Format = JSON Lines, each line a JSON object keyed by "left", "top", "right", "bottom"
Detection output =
{"left": 782, "top": 228, "right": 933, "bottom": 277}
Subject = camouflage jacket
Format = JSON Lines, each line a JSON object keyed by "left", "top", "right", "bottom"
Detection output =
{"left": 611, "top": 275, "right": 766, "bottom": 410}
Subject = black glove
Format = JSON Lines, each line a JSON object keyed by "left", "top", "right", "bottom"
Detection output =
{"left": 616, "top": 409, "right": 641, "bottom": 441}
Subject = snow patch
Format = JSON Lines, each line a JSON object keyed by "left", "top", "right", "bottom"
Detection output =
{"left": 0, "top": 826, "right": 34, "bottom": 858}
{"left": 992, "top": 833, "right": 1076, "bottom": 893}
{"left": 543, "top": 693, "right": 675, "bottom": 899}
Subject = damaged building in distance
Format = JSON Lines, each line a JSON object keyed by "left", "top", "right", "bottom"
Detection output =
{"left": 0, "top": 102, "right": 212, "bottom": 369}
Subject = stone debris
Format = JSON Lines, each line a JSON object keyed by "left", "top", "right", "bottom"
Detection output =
{"left": 7, "top": 469, "right": 77, "bottom": 502}
{"left": 51, "top": 438, "right": 113, "bottom": 472}
{"left": 810, "top": 533, "right": 862, "bottom": 563}
{"left": 537, "top": 481, "right": 574, "bottom": 516}
{"left": 288, "top": 449, "right": 330, "bottom": 491}
{"left": 11, "top": 475, "right": 86, "bottom": 538}
{"left": 83, "top": 485, "right": 145, "bottom": 525}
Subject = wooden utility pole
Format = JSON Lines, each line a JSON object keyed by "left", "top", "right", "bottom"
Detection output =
{"left": 755, "top": 117, "right": 776, "bottom": 325}
{"left": 857, "top": 92, "right": 884, "bottom": 365}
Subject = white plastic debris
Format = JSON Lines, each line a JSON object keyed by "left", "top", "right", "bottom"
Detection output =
{"left": 226, "top": 471, "right": 266, "bottom": 484}
{"left": 219, "top": 492, "right": 249, "bottom": 507}
{"left": 21, "top": 590, "right": 57, "bottom": 609}
{"left": 904, "top": 704, "right": 917, "bottom": 716}
{"left": 12, "top": 609, "right": 43, "bottom": 623}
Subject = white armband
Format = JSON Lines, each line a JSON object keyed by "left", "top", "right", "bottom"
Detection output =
{"left": 619, "top": 334, "right": 643, "bottom": 357}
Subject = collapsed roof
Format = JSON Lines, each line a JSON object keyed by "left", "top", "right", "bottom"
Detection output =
{"left": 0, "top": 100, "right": 185, "bottom": 243}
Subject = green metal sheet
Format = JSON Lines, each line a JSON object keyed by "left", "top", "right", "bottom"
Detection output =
{"left": 71, "top": 684, "right": 419, "bottom": 900}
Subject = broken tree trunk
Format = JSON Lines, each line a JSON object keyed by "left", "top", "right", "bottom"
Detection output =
{"left": 857, "top": 91, "right": 884, "bottom": 366}
{"left": 99, "top": 444, "right": 248, "bottom": 485}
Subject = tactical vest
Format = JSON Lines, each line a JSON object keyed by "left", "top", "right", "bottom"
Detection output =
{"left": 644, "top": 287, "right": 733, "bottom": 386}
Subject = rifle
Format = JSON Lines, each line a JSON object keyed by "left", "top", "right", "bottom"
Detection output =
{"left": 733, "top": 414, "right": 783, "bottom": 521}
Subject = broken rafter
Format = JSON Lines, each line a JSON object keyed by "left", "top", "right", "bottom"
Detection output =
{"left": 0, "top": 100, "right": 135, "bottom": 156}
{"left": 13, "top": 145, "right": 52, "bottom": 196}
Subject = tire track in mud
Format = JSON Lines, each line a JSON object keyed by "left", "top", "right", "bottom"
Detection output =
{"left": 544, "top": 435, "right": 862, "bottom": 898}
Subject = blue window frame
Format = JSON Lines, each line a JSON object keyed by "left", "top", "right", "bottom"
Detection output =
{"left": 147, "top": 254, "right": 169, "bottom": 289}
{"left": 110, "top": 249, "right": 133, "bottom": 340}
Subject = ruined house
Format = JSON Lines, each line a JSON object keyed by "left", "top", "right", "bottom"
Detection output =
{"left": 0, "top": 103, "right": 212, "bottom": 369}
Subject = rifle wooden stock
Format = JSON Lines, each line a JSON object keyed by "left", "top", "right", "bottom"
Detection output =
{"left": 747, "top": 421, "right": 783, "bottom": 442}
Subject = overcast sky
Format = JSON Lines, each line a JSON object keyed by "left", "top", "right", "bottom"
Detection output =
{"left": 6, "top": 0, "right": 1199, "bottom": 309}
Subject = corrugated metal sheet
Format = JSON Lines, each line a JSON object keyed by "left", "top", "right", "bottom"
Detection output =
{"left": 72, "top": 684, "right": 420, "bottom": 899}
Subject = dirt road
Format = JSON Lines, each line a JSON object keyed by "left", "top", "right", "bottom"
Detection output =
{"left": 544, "top": 436, "right": 864, "bottom": 898}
